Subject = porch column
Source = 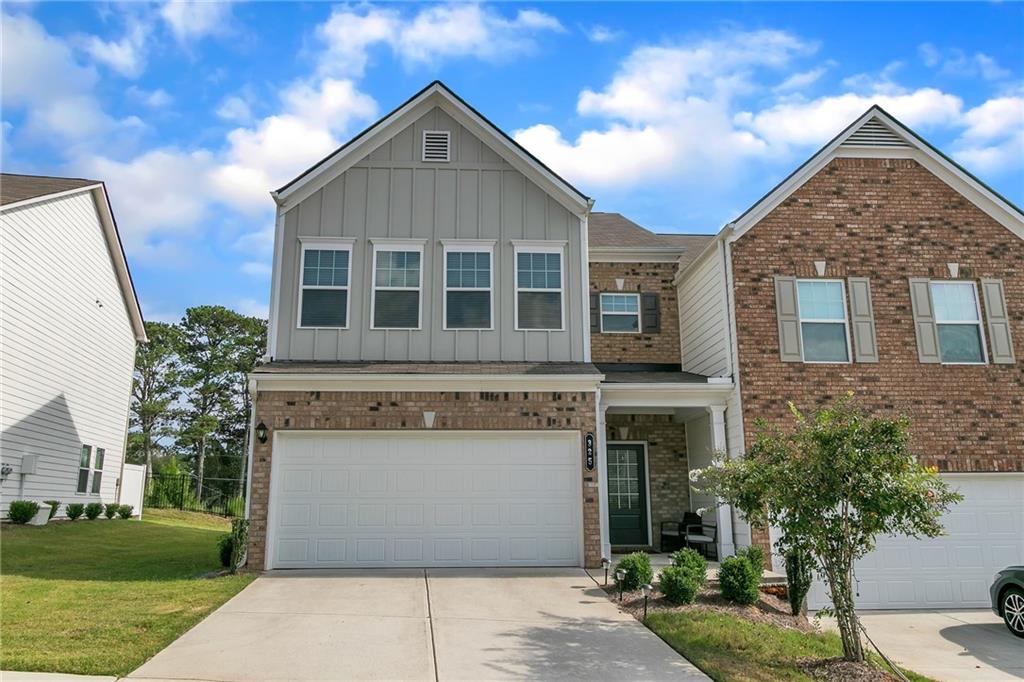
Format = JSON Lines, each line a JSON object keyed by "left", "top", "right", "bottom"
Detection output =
{"left": 707, "top": 404, "right": 735, "bottom": 558}
{"left": 596, "top": 393, "right": 611, "bottom": 563}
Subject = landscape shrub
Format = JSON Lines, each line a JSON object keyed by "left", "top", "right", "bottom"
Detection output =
{"left": 660, "top": 565, "right": 702, "bottom": 604}
{"left": 785, "top": 546, "right": 813, "bottom": 616}
{"left": 229, "top": 518, "right": 249, "bottom": 572}
{"left": 84, "top": 502, "right": 104, "bottom": 520}
{"left": 65, "top": 503, "right": 85, "bottom": 520}
{"left": 739, "top": 545, "right": 765, "bottom": 576}
{"left": 218, "top": 534, "right": 234, "bottom": 568}
{"left": 670, "top": 548, "right": 708, "bottom": 586}
{"left": 117, "top": 505, "right": 134, "bottom": 519}
{"left": 719, "top": 554, "right": 760, "bottom": 605}
{"left": 614, "top": 552, "right": 654, "bottom": 591}
{"left": 8, "top": 500, "right": 40, "bottom": 524}
{"left": 43, "top": 500, "right": 61, "bottom": 519}
{"left": 104, "top": 503, "right": 119, "bottom": 519}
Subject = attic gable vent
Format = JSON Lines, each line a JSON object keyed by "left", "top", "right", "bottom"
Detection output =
{"left": 422, "top": 130, "right": 451, "bottom": 162}
{"left": 843, "top": 118, "right": 911, "bottom": 148}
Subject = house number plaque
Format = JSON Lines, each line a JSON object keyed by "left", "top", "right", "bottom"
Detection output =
{"left": 585, "top": 433, "right": 595, "bottom": 470}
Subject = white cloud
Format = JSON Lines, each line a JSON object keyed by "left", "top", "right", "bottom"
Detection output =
{"left": 81, "top": 18, "right": 150, "bottom": 78}
{"left": 316, "top": 4, "right": 564, "bottom": 76}
{"left": 127, "top": 86, "right": 173, "bottom": 108}
{"left": 240, "top": 261, "right": 272, "bottom": 277}
{"left": 774, "top": 66, "right": 828, "bottom": 93}
{"left": 235, "top": 297, "right": 269, "bottom": 319}
{"left": 160, "top": 0, "right": 232, "bottom": 42}
{"left": 919, "top": 43, "right": 1011, "bottom": 81}
{"left": 583, "top": 25, "right": 622, "bottom": 43}
{"left": 211, "top": 78, "right": 378, "bottom": 212}
{"left": 953, "top": 96, "right": 1024, "bottom": 173}
{"left": 216, "top": 95, "right": 253, "bottom": 123}
{"left": 234, "top": 224, "right": 275, "bottom": 256}
{"left": 736, "top": 89, "right": 964, "bottom": 149}
{"left": 514, "top": 30, "right": 813, "bottom": 186}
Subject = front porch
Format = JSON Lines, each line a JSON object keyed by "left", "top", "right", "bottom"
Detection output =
{"left": 597, "top": 368, "right": 738, "bottom": 564}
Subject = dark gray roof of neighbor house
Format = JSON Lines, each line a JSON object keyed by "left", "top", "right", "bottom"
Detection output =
{"left": 588, "top": 212, "right": 715, "bottom": 253}
{"left": 0, "top": 173, "right": 99, "bottom": 207}
{"left": 254, "top": 361, "right": 602, "bottom": 376}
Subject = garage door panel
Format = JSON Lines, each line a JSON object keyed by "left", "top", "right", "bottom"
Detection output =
{"left": 268, "top": 432, "right": 582, "bottom": 568}
{"left": 810, "top": 474, "right": 1024, "bottom": 610}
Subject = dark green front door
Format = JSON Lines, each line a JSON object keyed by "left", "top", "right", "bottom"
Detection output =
{"left": 607, "top": 443, "right": 648, "bottom": 546}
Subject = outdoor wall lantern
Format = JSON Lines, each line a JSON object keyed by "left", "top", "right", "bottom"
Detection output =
{"left": 641, "top": 583, "right": 653, "bottom": 620}
{"left": 255, "top": 421, "right": 268, "bottom": 444}
{"left": 615, "top": 569, "right": 626, "bottom": 601}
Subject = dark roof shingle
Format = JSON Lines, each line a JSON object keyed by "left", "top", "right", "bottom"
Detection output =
{"left": 1, "top": 173, "right": 99, "bottom": 207}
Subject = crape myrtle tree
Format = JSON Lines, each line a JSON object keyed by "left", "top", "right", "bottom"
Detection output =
{"left": 695, "top": 393, "right": 961, "bottom": 662}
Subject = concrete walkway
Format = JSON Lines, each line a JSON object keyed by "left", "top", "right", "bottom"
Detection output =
{"left": 127, "top": 568, "right": 708, "bottom": 682}
{"left": 819, "top": 609, "right": 1023, "bottom": 682}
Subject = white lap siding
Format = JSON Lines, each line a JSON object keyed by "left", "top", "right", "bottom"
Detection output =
{"left": 0, "top": 191, "right": 136, "bottom": 515}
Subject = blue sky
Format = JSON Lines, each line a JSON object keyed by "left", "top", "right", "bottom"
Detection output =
{"left": 2, "top": 2, "right": 1022, "bottom": 323}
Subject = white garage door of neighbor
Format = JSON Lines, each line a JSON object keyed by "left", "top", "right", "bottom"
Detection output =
{"left": 809, "top": 473, "right": 1024, "bottom": 610}
{"left": 267, "top": 431, "right": 583, "bottom": 569}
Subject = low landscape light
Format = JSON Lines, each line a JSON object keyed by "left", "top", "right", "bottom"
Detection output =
{"left": 602, "top": 557, "right": 610, "bottom": 585}
{"left": 641, "top": 583, "right": 653, "bottom": 620}
{"left": 255, "top": 422, "right": 268, "bottom": 444}
{"left": 615, "top": 569, "right": 626, "bottom": 601}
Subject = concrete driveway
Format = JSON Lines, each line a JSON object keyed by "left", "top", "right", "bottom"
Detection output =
{"left": 128, "top": 568, "right": 707, "bottom": 682}
{"left": 821, "top": 610, "right": 1023, "bottom": 682}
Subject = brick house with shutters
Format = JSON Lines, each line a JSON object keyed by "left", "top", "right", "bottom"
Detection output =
{"left": 244, "top": 83, "right": 1021, "bottom": 611}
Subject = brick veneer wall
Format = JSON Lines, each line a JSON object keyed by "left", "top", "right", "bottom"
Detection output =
{"left": 248, "top": 389, "right": 600, "bottom": 570}
{"left": 606, "top": 413, "right": 689, "bottom": 550}
{"left": 589, "top": 262, "right": 681, "bottom": 364}
{"left": 731, "top": 157, "right": 1024, "bottom": 474}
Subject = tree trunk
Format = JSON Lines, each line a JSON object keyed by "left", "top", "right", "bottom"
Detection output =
{"left": 824, "top": 560, "right": 864, "bottom": 662}
{"left": 196, "top": 435, "right": 206, "bottom": 500}
{"left": 144, "top": 429, "right": 153, "bottom": 480}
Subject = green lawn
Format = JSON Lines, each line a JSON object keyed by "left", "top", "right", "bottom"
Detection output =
{"left": 645, "top": 610, "right": 932, "bottom": 682}
{"left": 1, "top": 509, "right": 254, "bottom": 675}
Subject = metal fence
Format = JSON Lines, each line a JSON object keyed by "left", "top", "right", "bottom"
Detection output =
{"left": 145, "top": 474, "right": 246, "bottom": 517}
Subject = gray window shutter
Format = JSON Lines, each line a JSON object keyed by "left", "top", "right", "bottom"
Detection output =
{"left": 590, "top": 292, "right": 600, "bottom": 332}
{"left": 641, "top": 293, "right": 661, "bottom": 333}
{"left": 908, "top": 278, "right": 940, "bottom": 363}
{"left": 980, "top": 279, "right": 1016, "bottom": 364}
{"left": 847, "top": 277, "right": 879, "bottom": 363}
{"left": 774, "top": 276, "right": 802, "bottom": 362}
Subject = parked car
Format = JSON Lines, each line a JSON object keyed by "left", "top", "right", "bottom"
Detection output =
{"left": 991, "top": 566, "right": 1024, "bottom": 638}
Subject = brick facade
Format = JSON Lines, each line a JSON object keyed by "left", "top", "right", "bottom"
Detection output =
{"left": 589, "top": 262, "right": 681, "bottom": 364}
{"left": 248, "top": 389, "right": 601, "bottom": 569}
{"left": 731, "top": 157, "right": 1024, "bottom": 473}
{"left": 605, "top": 413, "right": 690, "bottom": 550}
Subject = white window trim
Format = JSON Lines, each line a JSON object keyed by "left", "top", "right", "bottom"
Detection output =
{"left": 91, "top": 448, "right": 105, "bottom": 494}
{"left": 77, "top": 445, "right": 91, "bottom": 494}
{"left": 442, "top": 241, "right": 495, "bottom": 331}
{"left": 599, "top": 293, "right": 641, "bottom": 334}
{"left": 370, "top": 241, "right": 425, "bottom": 331}
{"left": 930, "top": 280, "right": 989, "bottom": 365}
{"left": 796, "top": 278, "right": 852, "bottom": 364}
{"left": 297, "top": 240, "right": 354, "bottom": 330}
{"left": 513, "top": 243, "right": 566, "bottom": 332}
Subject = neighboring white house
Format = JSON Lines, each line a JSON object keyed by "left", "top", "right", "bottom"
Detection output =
{"left": 1, "top": 173, "right": 147, "bottom": 517}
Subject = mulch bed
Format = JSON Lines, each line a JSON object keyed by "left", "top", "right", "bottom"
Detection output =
{"left": 602, "top": 584, "right": 902, "bottom": 681}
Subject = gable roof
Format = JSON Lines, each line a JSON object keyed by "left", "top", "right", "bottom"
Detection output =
{"left": 728, "top": 105, "right": 1024, "bottom": 242}
{"left": 273, "top": 80, "right": 591, "bottom": 215}
{"left": 1, "top": 173, "right": 100, "bottom": 207}
{"left": 0, "top": 173, "right": 147, "bottom": 342}
{"left": 588, "top": 211, "right": 714, "bottom": 266}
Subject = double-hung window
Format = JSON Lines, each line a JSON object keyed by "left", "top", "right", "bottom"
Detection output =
{"left": 372, "top": 242, "right": 423, "bottom": 329}
{"left": 299, "top": 241, "right": 352, "bottom": 328}
{"left": 77, "top": 445, "right": 91, "bottom": 493}
{"left": 91, "top": 448, "right": 105, "bottom": 493}
{"left": 515, "top": 245, "right": 564, "bottom": 330}
{"left": 796, "top": 280, "right": 850, "bottom": 362}
{"left": 600, "top": 293, "right": 640, "bottom": 333}
{"left": 444, "top": 242, "right": 493, "bottom": 329}
{"left": 930, "top": 281, "right": 987, "bottom": 363}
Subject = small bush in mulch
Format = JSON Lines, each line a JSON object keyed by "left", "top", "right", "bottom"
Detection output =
{"left": 84, "top": 502, "right": 103, "bottom": 520}
{"left": 613, "top": 552, "right": 653, "bottom": 591}
{"left": 104, "top": 503, "right": 120, "bottom": 519}
{"left": 65, "top": 503, "right": 85, "bottom": 520}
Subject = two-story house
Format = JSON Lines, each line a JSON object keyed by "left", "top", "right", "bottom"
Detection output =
{"left": 246, "top": 82, "right": 1022, "bottom": 611}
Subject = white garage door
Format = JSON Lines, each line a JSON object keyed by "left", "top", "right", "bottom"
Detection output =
{"left": 810, "top": 474, "right": 1024, "bottom": 610}
{"left": 267, "top": 431, "right": 582, "bottom": 569}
